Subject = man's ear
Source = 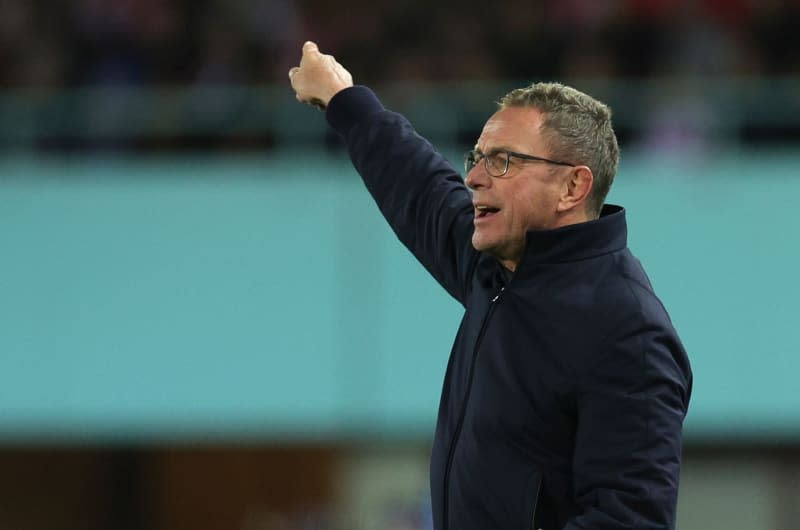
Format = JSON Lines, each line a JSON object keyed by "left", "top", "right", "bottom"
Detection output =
{"left": 557, "top": 166, "right": 593, "bottom": 213}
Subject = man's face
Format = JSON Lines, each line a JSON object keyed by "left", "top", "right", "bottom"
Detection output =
{"left": 465, "top": 106, "right": 569, "bottom": 270}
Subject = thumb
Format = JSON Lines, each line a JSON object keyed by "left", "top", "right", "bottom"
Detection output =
{"left": 303, "top": 41, "right": 319, "bottom": 55}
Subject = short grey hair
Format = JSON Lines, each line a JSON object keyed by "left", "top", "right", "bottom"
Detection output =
{"left": 499, "top": 82, "right": 620, "bottom": 217}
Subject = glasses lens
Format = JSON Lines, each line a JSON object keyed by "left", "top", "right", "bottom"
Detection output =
{"left": 464, "top": 151, "right": 477, "bottom": 174}
{"left": 485, "top": 152, "right": 509, "bottom": 177}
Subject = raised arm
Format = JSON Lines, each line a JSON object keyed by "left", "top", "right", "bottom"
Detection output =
{"left": 289, "top": 42, "right": 478, "bottom": 304}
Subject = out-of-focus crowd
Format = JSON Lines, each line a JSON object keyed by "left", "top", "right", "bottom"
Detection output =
{"left": 1, "top": 0, "right": 799, "bottom": 88}
{"left": 2, "top": 0, "right": 799, "bottom": 153}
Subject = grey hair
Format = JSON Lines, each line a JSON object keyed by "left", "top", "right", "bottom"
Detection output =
{"left": 499, "top": 82, "right": 620, "bottom": 217}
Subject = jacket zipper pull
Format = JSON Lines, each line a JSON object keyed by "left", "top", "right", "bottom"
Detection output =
{"left": 491, "top": 287, "right": 505, "bottom": 303}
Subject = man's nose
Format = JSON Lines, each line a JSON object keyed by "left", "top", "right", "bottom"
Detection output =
{"left": 465, "top": 165, "right": 491, "bottom": 190}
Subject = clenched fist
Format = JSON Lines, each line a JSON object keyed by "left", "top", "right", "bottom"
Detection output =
{"left": 288, "top": 41, "right": 353, "bottom": 110}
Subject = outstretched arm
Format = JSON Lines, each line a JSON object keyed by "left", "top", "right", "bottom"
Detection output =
{"left": 288, "top": 42, "right": 479, "bottom": 304}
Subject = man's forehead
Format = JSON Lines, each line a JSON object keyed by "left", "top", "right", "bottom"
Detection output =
{"left": 480, "top": 115, "right": 506, "bottom": 135}
{"left": 476, "top": 107, "right": 544, "bottom": 149}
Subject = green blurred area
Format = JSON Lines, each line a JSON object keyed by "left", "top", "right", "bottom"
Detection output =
{"left": 0, "top": 148, "right": 797, "bottom": 444}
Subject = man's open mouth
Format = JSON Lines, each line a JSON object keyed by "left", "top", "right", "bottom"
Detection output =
{"left": 475, "top": 205, "right": 501, "bottom": 218}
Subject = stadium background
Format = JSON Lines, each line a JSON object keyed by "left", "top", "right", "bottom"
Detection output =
{"left": 1, "top": 0, "right": 799, "bottom": 528}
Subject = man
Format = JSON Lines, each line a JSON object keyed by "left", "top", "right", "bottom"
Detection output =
{"left": 289, "top": 41, "right": 692, "bottom": 530}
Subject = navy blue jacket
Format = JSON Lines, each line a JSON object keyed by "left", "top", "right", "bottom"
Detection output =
{"left": 327, "top": 86, "right": 692, "bottom": 530}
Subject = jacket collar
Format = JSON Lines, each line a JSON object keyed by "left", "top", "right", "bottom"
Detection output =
{"left": 513, "top": 204, "right": 628, "bottom": 273}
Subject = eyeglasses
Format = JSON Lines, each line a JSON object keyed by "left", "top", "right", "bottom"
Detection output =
{"left": 464, "top": 148, "right": 576, "bottom": 178}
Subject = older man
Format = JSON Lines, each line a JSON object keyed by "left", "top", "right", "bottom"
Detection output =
{"left": 289, "top": 41, "right": 692, "bottom": 530}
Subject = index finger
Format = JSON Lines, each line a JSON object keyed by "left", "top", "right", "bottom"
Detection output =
{"left": 303, "top": 41, "right": 319, "bottom": 55}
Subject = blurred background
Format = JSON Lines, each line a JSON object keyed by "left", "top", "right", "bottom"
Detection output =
{"left": 1, "top": 0, "right": 799, "bottom": 528}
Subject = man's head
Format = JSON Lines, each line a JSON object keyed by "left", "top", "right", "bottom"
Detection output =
{"left": 465, "top": 82, "right": 619, "bottom": 271}
{"left": 499, "top": 82, "right": 619, "bottom": 216}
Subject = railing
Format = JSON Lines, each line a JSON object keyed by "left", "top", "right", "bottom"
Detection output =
{"left": 2, "top": 77, "right": 800, "bottom": 151}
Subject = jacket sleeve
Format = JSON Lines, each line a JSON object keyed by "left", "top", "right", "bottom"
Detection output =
{"left": 565, "top": 319, "right": 692, "bottom": 530}
{"left": 326, "top": 86, "right": 479, "bottom": 305}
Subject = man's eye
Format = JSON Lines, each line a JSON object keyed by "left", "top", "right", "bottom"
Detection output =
{"left": 487, "top": 153, "right": 508, "bottom": 165}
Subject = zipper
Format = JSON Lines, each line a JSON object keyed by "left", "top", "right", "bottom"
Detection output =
{"left": 529, "top": 474, "right": 541, "bottom": 530}
{"left": 441, "top": 286, "right": 505, "bottom": 530}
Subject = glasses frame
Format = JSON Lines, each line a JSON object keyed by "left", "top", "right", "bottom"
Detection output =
{"left": 464, "top": 148, "right": 576, "bottom": 178}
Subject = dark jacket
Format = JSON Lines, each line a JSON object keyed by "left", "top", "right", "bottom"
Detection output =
{"left": 327, "top": 86, "right": 692, "bottom": 530}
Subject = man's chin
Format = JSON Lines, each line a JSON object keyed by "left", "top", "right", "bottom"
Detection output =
{"left": 471, "top": 234, "right": 490, "bottom": 252}
{"left": 472, "top": 234, "right": 522, "bottom": 266}
{"left": 472, "top": 234, "right": 500, "bottom": 255}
